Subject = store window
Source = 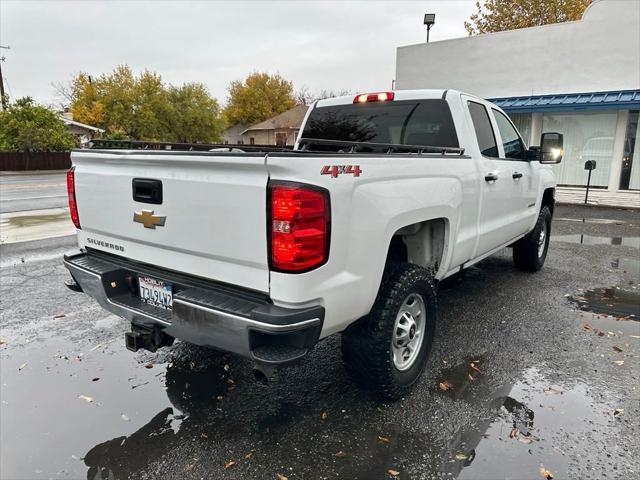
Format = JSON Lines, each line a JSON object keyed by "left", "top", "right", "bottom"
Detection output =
{"left": 620, "top": 110, "right": 639, "bottom": 190}
{"left": 508, "top": 113, "right": 532, "bottom": 148}
{"left": 542, "top": 111, "right": 618, "bottom": 188}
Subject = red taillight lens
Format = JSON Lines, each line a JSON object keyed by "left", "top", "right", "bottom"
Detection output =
{"left": 353, "top": 92, "right": 395, "bottom": 103}
{"left": 66, "top": 167, "right": 80, "bottom": 229}
{"left": 269, "top": 182, "right": 330, "bottom": 272}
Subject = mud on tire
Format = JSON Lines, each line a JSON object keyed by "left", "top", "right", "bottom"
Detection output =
{"left": 341, "top": 262, "right": 437, "bottom": 400}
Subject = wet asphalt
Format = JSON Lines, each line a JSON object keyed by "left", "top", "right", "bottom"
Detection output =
{"left": 0, "top": 204, "right": 638, "bottom": 480}
{"left": 0, "top": 172, "right": 68, "bottom": 214}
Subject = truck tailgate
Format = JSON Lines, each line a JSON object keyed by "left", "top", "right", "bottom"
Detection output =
{"left": 71, "top": 150, "right": 270, "bottom": 293}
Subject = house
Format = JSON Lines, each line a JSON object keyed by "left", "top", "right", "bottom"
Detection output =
{"left": 240, "top": 105, "right": 309, "bottom": 146}
{"left": 221, "top": 123, "right": 249, "bottom": 145}
{"left": 395, "top": 0, "right": 640, "bottom": 208}
{"left": 60, "top": 112, "right": 105, "bottom": 147}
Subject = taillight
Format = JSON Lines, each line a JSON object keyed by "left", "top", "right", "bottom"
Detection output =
{"left": 269, "top": 182, "right": 330, "bottom": 272}
{"left": 353, "top": 92, "right": 394, "bottom": 103}
{"left": 66, "top": 167, "right": 80, "bottom": 229}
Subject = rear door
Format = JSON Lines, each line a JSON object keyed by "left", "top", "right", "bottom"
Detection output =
{"left": 72, "top": 150, "right": 270, "bottom": 293}
{"left": 464, "top": 98, "right": 524, "bottom": 255}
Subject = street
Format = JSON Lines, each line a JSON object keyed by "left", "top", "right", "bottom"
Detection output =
{"left": 0, "top": 205, "right": 638, "bottom": 480}
{"left": 0, "top": 172, "right": 68, "bottom": 213}
{"left": 0, "top": 172, "right": 74, "bottom": 244}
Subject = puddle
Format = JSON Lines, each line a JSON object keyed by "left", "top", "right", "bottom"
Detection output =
{"left": 0, "top": 207, "right": 75, "bottom": 244}
{"left": 440, "top": 367, "right": 617, "bottom": 480}
{"left": 555, "top": 217, "right": 630, "bottom": 226}
{"left": 571, "top": 287, "right": 639, "bottom": 319}
{"left": 552, "top": 234, "right": 640, "bottom": 248}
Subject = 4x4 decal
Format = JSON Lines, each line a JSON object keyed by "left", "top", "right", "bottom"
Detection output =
{"left": 321, "top": 165, "right": 363, "bottom": 178}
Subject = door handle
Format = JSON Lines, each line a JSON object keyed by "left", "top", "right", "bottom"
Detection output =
{"left": 484, "top": 173, "right": 498, "bottom": 182}
{"left": 512, "top": 172, "right": 523, "bottom": 179}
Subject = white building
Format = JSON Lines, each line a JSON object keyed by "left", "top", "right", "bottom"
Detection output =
{"left": 395, "top": 0, "right": 640, "bottom": 207}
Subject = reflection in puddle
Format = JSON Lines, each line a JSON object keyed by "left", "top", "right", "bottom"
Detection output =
{"left": 552, "top": 234, "right": 640, "bottom": 248}
{"left": 0, "top": 207, "right": 74, "bottom": 244}
{"left": 555, "top": 217, "right": 628, "bottom": 225}
{"left": 571, "top": 287, "right": 639, "bottom": 319}
{"left": 441, "top": 367, "right": 615, "bottom": 480}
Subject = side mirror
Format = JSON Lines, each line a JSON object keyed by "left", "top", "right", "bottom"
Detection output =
{"left": 540, "top": 132, "right": 564, "bottom": 164}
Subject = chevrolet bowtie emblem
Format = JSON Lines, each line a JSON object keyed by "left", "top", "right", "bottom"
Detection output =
{"left": 133, "top": 210, "right": 166, "bottom": 229}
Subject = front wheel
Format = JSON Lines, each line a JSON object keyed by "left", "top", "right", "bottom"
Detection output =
{"left": 513, "top": 206, "right": 552, "bottom": 272}
{"left": 341, "top": 263, "right": 437, "bottom": 400}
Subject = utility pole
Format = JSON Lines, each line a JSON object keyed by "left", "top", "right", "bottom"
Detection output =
{"left": 0, "top": 45, "right": 10, "bottom": 110}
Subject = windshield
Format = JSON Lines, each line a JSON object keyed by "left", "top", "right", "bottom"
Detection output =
{"left": 300, "top": 99, "right": 459, "bottom": 149}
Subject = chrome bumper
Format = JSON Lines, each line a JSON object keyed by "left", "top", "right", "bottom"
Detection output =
{"left": 63, "top": 250, "right": 324, "bottom": 364}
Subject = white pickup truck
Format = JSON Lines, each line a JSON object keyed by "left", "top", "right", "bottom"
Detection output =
{"left": 63, "top": 89, "right": 563, "bottom": 399}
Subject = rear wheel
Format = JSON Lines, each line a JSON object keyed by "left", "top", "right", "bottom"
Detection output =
{"left": 513, "top": 206, "right": 552, "bottom": 272}
{"left": 341, "top": 263, "right": 437, "bottom": 400}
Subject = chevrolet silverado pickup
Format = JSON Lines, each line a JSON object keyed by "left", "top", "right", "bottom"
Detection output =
{"left": 63, "top": 89, "right": 563, "bottom": 399}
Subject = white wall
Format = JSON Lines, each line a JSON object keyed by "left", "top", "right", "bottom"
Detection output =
{"left": 395, "top": 0, "right": 640, "bottom": 98}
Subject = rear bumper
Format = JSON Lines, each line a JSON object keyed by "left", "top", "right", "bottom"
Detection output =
{"left": 63, "top": 250, "right": 324, "bottom": 365}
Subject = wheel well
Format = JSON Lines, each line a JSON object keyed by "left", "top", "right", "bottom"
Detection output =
{"left": 386, "top": 218, "right": 447, "bottom": 275}
{"left": 542, "top": 188, "right": 555, "bottom": 216}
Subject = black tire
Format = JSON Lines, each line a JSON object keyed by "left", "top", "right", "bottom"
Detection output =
{"left": 341, "top": 263, "right": 437, "bottom": 400}
{"left": 513, "top": 206, "right": 552, "bottom": 272}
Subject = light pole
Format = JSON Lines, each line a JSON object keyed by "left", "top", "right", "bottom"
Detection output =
{"left": 424, "top": 14, "right": 435, "bottom": 43}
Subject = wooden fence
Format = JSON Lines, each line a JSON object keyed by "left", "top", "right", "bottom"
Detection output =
{"left": 0, "top": 151, "right": 71, "bottom": 171}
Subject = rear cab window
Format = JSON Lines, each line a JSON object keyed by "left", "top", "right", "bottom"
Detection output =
{"left": 300, "top": 99, "right": 459, "bottom": 151}
{"left": 467, "top": 101, "right": 499, "bottom": 158}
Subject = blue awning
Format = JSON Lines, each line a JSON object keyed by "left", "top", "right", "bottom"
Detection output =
{"left": 490, "top": 89, "right": 640, "bottom": 113}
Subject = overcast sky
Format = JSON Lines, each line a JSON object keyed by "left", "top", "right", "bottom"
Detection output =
{"left": 0, "top": 1, "right": 477, "bottom": 108}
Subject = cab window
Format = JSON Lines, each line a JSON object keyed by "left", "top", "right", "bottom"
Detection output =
{"left": 467, "top": 101, "right": 499, "bottom": 158}
{"left": 492, "top": 109, "right": 526, "bottom": 160}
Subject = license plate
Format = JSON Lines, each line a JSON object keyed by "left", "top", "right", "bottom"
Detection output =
{"left": 138, "top": 276, "right": 173, "bottom": 309}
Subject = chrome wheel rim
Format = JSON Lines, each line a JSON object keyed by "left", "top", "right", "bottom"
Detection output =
{"left": 392, "top": 293, "right": 427, "bottom": 371}
{"left": 538, "top": 221, "right": 547, "bottom": 258}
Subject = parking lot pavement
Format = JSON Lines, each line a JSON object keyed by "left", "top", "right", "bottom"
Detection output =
{"left": 1, "top": 205, "right": 638, "bottom": 480}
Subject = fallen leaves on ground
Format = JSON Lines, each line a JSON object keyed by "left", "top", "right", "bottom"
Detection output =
{"left": 244, "top": 451, "right": 253, "bottom": 459}
{"left": 630, "top": 335, "right": 640, "bottom": 339}
{"left": 334, "top": 451, "right": 347, "bottom": 458}
{"left": 509, "top": 427, "right": 520, "bottom": 438}
{"left": 388, "top": 469, "right": 400, "bottom": 476}
{"left": 227, "top": 378, "right": 235, "bottom": 385}
{"left": 53, "top": 314, "right": 66, "bottom": 319}
{"left": 467, "top": 374, "right": 476, "bottom": 382}
{"left": 200, "top": 433, "right": 208, "bottom": 439}
{"left": 582, "top": 323, "right": 592, "bottom": 331}
{"left": 543, "top": 387, "right": 562, "bottom": 395}
{"left": 276, "top": 474, "right": 288, "bottom": 480}
{"left": 454, "top": 453, "right": 468, "bottom": 460}
{"left": 613, "top": 360, "right": 625, "bottom": 366}
{"left": 540, "top": 466, "right": 554, "bottom": 479}
{"left": 0, "top": 339, "right": 6, "bottom": 346}
{"left": 377, "top": 435, "right": 391, "bottom": 443}
{"left": 223, "top": 460, "right": 236, "bottom": 470}
{"left": 469, "top": 361, "right": 481, "bottom": 373}
{"left": 144, "top": 363, "right": 154, "bottom": 369}
{"left": 89, "top": 344, "right": 103, "bottom": 352}
{"left": 321, "top": 411, "right": 328, "bottom": 420}
{"left": 613, "top": 346, "right": 623, "bottom": 352}
{"left": 18, "top": 362, "right": 28, "bottom": 371}
{"left": 78, "top": 395, "right": 94, "bottom": 403}
{"left": 614, "top": 408, "right": 624, "bottom": 416}
{"left": 439, "top": 380, "right": 454, "bottom": 391}
{"left": 183, "top": 463, "right": 195, "bottom": 473}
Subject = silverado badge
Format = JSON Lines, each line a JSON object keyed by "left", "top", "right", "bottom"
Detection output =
{"left": 133, "top": 210, "right": 166, "bottom": 229}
